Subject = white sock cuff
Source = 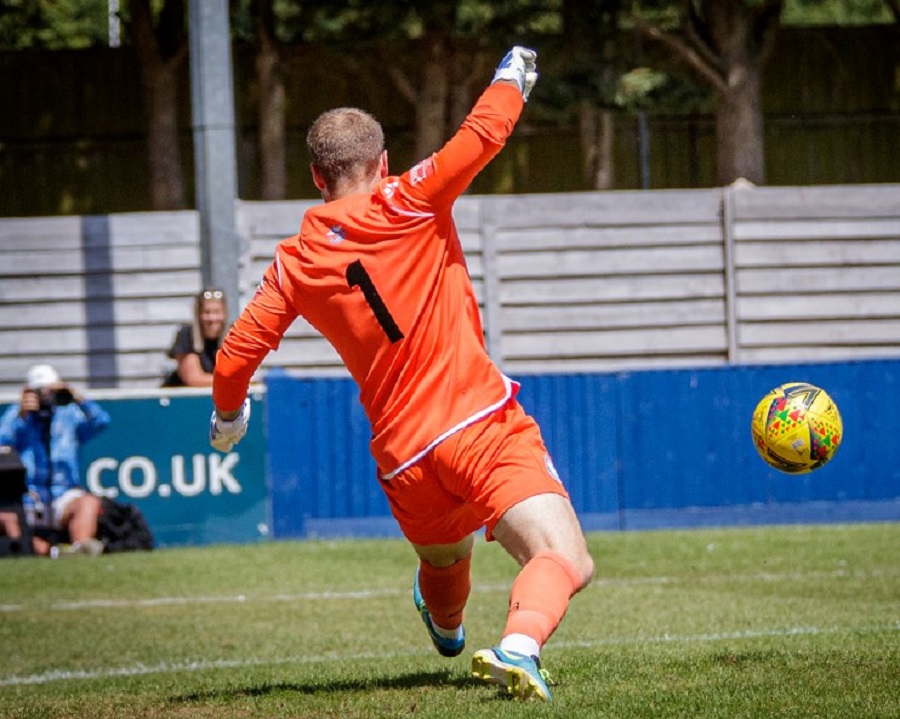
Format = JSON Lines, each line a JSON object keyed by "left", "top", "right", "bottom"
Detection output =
{"left": 499, "top": 633, "right": 540, "bottom": 659}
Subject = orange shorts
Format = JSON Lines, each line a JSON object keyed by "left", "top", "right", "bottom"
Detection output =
{"left": 379, "top": 399, "right": 570, "bottom": 546}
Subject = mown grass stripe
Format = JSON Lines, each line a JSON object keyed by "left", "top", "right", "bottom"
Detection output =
{"left": 2, "top": 622, "right": 895, "bottom": 687}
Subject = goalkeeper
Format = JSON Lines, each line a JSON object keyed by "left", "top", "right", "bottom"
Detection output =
{"left": 210, "top": 46, "right": 594, "bottom": 702}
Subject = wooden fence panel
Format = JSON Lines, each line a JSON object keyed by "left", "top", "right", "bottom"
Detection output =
{"left": 729, "top": 184, "right": 900, "bottom": 364}
{"left": 481, "top": 190, "right": 729, "bottom": 373}
{"left": 0, "top": 185, "right": 898, "bottom": 395}
{"left": 0, "top": 212, "right": 201, "bottom": 391}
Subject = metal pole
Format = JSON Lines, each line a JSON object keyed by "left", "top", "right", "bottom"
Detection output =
{"left": 188, "top": 0, "right": 240, "bottom": 321}
{"left": 721, "top": 186, "right": 740, "bottom": 364}
{"left": 638, "top": 112, "right": 651, "bottom": 190}
{"left": 108, "top": 0, "right": 120, "bottom": 48}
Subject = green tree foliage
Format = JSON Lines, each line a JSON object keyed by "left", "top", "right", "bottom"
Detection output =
{"left": 783, "top": 0, "right": 895, "bottom": 24}
{"left": 0, "top": 0, "right": 110, "bottom": 49}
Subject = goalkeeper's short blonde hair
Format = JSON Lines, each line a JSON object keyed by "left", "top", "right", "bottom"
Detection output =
{"left": 307, "top": 108, "right": 384, "bottom": 196}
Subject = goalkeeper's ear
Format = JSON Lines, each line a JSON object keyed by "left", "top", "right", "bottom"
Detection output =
{"left": 311, "top": 164, "right": 327, "bottom": 193}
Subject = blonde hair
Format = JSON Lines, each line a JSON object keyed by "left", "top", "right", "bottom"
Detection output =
{"left": 307, "top": 108, "right": 384, "bottom": 197}
{"left": 192, "top": 288, "right": 228, "bottom": 353}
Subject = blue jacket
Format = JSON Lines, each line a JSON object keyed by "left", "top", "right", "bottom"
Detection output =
{"left": 0, "top": 399, "right": 110, "bottom": 509}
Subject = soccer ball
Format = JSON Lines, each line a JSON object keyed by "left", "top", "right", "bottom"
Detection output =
{"left": 751, "top": 383, "right": 843, "bottom": 474}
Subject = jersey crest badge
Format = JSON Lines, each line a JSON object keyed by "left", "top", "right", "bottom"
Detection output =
{"left": 326, "top": 225, "right": 347, "bottom": 244}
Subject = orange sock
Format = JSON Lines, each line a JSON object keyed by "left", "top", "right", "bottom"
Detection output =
{"left": 502, "top": 551, "right": 582, "bottom": 646}
{"left": 418, "top": 554, "right": 472, "bottom": 630}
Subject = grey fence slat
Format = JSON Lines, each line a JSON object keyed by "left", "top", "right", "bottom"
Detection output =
{"left": 108, "top": 270, "right": 204, "bottom": 298}
{"left": 485, "top": 189, "right": 724, "bottom": 228}
{"left": 737, "top": 266, "right": 900, "bottom": 294}
{"left": 0, "top": 272, "right": 202, "bottom": 303}
{"left": 0, "top": 327, "right": 90, "bottom": 353}
{"left": 3, "top": 326, "right": 173, "bottom": 356}
{"left": 4, "top": 297, "right": 192, "bottom": 329}
{"left": 457, "top": 229, "right": 484, "bottom": 253}
{"left": 102, "top": 246, "right": 199, "bottom": 273}
{"left": 740, "top": 319, "right": 900, "bottom": 345}
{"left": 738, "top": 346, "right": 900, "bottom": 364}
{"left": 248, "top": 239, "right": 280, "bottom": 261}
{"left": 502, "top": 274, "right": 726, "bottom": 304}
{"left": 496, "top": 224, "right": 724, "bottom": 252}
{"left": 0, "top": 276, "right": 85, "bottom": 302}
{"left": 116, "top": 355, "right": 170, "bottom": 382}
{"left": 503, "top": 299, "right": 727, "bottom": 332}
{"left": 0, "top": 217, "right": 82, "bottom": 247}
{"left": 0, "top": 249, "right": 84, "bottom": 276}
{"left": 452, "top": 199, "right": 482, "bottom": 230}
{"left": 236, "top": 200, "right": 316, "bottom": 237}
{"left": 734, "top": 218, "right": 900, "bottom": 241}
{"left": 508, "top": 355, "right": 727, "bottom": 374}
{"left": 503, "top": 325, "right": 727, "bottom": 359}
{"left": 734, "top": 239, "right": 900, "bottom": 267}
{"left": 115, "top": 326, "right": 179, "bottom": 352}
{"left": 114, "top": 297, "right": 192, "bottom": 324}
{"left": 104, "top": 211, "right": 198, "bottom": 246}
{"left": 0, "top": 303, "right": 86, "bottom": 328}
{"left": 739, "top": 293, "right": 900, "bottom": 320}
{"left": 500, "top": 245, "right": 724, "bottom": 279}
{"left": 732, "top": 184, "right": 900, "bottom": 220}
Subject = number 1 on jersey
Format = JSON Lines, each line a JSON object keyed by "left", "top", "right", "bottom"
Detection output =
{"left": 346, "top": 259, "right": 404, "bottom": 343}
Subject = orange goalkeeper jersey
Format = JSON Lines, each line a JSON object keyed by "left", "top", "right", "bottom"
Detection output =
{"left": 214, "top": 83, "right": 524, "bottom": 476}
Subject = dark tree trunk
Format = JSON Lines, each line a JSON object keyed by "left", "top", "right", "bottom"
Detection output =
{"left": 577, "top": 102, "right": 615, "bottom": 190}
{"left": 716, "top": 60, "right": 765, "bottom": 184}
{"left": 253, "top": 0, "right": 286, "bottom": 200}
{"left": 634, "top": 0, "right": 782, "bottom": 186}
{"left": 415, "top": 36, "right": 450, "bottom": 160}
{"left": 145, "top": 64, "right": 186, "bottom": 208}
{"left": 564, "top": 0, "right": 620, "bottom": 190}
{"left": 128, "top": 0, "right": 188, "bottom": 210}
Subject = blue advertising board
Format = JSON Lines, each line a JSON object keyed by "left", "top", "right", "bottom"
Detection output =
{"left": 0, "top": 389, "right": 269, "bottom": 548}
{"left": 265, "top": 359, "right": 900, "bottom": 537}
{"left": 79, "top": 390, "right": 269, "bottom": 547}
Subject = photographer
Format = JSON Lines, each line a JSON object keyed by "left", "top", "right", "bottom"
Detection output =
{"left": 0, "top": 364, "right": 110, "bottom": 556}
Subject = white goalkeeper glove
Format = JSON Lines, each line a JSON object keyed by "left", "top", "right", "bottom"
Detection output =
{"left": 209, "top": 398, "right": 251, "bottom": 453}
{"left": 491, "top": 46, "right": 538, "bottom": 101}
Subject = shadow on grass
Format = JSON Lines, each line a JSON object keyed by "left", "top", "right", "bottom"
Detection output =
{"left": 170, "top": 668, "right": 472, "bottom": 703}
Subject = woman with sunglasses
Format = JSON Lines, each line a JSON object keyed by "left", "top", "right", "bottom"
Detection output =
{"left": 162, "top": 288, "right": 228, "bottom": 387}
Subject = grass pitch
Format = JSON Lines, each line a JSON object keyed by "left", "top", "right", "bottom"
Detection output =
{"left": 0, "top": 523, "right": 897, "bottom": 718}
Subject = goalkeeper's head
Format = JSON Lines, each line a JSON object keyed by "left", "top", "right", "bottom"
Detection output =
{"left": 307, "top": 107, "right": 386, "bottom": 201}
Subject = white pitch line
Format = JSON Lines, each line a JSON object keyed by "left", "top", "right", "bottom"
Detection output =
{"left": 0, "top": 569, "right": 900, "bottom": 614}
{"left": 0, "top": 567, "right": 894, "bottom": 614}
{"left": 1, "top": 623, "right": 896, "bottom": 688}
{"left": 0, "top": 650, "right": 408, "bottom": 687}
{"left": 49, "top": 588, "right": 403, "bottom": 611}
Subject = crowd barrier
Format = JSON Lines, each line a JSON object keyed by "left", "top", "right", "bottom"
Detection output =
{"left": 266, "top": 359, "right": 900, "bottom": 539}
{"left": 3, "top": 360, "right": 897, "bottom": 548}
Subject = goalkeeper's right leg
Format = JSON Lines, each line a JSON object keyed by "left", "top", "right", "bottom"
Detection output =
{"left": 411, "top": 549, "right": 471, "bottom": 657}
{"left": 412, "top": 568, "right": 466, "bottom": 657}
